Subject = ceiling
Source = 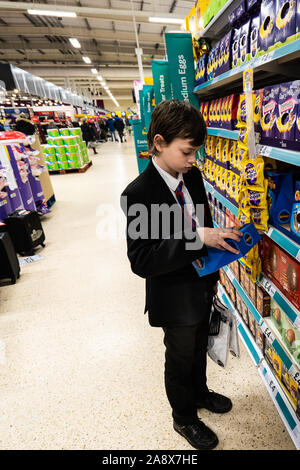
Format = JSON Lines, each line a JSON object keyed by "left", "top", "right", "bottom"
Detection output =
{"left": 0, "top": 0, "right": 196, "bottom": 111}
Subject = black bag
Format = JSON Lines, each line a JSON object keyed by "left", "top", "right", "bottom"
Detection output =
{"left": 0, "top": 232, "right": 20, "bottom": 284}
{"left": 208, "top": 296, "right": 222, "bottom": 336}
{"left": 4, "top": 210, "right": 45, "bottom": 256}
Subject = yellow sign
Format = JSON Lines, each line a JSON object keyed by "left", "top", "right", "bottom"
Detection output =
{"left": 144, "top": 77, "right": 153, "bottom": 85}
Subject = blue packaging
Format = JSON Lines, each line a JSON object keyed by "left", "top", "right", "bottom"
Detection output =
{"left": 228, "top": 9, "right": 237, "bottom": 27}
{"left": 259, "top": 0, "right": 276, "bottom": 52}
{"left": 291, "top": 181, "right": 300, "bottom": 235}
{"left": 261, "top": 85, "right": 280, "bottom": 139}
{"left": 235, "top": 0, "right": 249, "bottom": 25}
{"left": 192, "top": 223, "right": 261, "bottom": 277}
{"left": 266, "top": 170, "right": 294, "bottom": 225}
{"left": 218, "top": 31, "right": 232, "bottom": 75}
{"left": 247, "top": 0, "right": 262, "bottom": 13}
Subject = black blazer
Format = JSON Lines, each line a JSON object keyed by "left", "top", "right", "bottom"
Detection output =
{"left": 121, "top": 158, "right": 219, "bottom": 328}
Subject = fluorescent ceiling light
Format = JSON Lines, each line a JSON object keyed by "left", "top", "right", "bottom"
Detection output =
{"left": 148, "top": 16, "right": 184, "bottom": 24}
{"left": 82, "top": 56, "right": 91, "bottom": 64}
{"left": 100, "top": 81, "right": 106, "bottom": 86}
{"left": 69, "top": 38, "right": 81, "bottom": 48}
{"left": 27, "top": 9, "right": 77, "bottom": 18}
{"left": 97, "top": 75, "right": 103, "bottom": 81}
{"left": 91, "top": 68, "right": 98, "bottom": 74}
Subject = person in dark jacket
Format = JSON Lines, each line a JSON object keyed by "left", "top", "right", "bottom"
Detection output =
{"left": 121, "top": 100, "right": 242, "bottom": 450}
{"left": 114, "top": 116, "right": 125, "bottom": 143}
{"left": 107, "top": 117, "right": 118, "bottom": 142}
{"left": 15, "top": 113, "right": 36, "bottom": 135}
{"left": 81, "top": 118, "right": 98, "bottom": 155}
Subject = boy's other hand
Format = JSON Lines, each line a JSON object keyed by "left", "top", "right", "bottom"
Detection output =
{"left": 198, "top": 227, "right": 243, "bottom": 255}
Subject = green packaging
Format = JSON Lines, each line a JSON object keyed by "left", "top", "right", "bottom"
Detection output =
{"left": 52, "top": 137, "right": 64, "bottom": 146}
{"left": 44, "top": 145, "right": 56, "bottom": 155}
{"left": 59, "top": 128, "right": 70, "bottom": 136}
{"left": 47, "top": 128, "right": 59, "bottom": 138}
{"left": 69, "top": 128, "right": 82, "bottom": 137}
{"left": 63, "top": 136, "right": 77, "bottom": 146}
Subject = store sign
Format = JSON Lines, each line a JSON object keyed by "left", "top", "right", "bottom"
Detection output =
{"left": 131, "top": 120, "right": 150, "bottom": 174}
{"left": 142, "top": 84, "right": 154, "bottom": 133}
{"left": 151, "top": 60, "right": 173, "bottom": 104}
{"left": 164, "top": 32, "right": 199, "bottom": 108}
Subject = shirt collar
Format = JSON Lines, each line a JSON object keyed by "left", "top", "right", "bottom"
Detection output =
{"left": 152, "top": 157, "right": 183, "bottom": 192}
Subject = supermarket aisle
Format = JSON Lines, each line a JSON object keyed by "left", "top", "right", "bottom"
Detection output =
{"left": 0, "top": 138, "right": 296, "bottom": 450}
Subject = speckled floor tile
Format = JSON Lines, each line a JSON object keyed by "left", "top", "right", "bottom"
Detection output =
{"left": 0, "top": 139, "right": 296, "bottom": 450}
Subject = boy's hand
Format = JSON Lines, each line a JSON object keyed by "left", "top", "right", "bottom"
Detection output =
{"left": 198, "top": 227, "right": 243, "bottom": 255}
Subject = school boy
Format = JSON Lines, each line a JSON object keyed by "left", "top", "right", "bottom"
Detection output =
{"left": 120, "top": 100, "right": 242, "bottom": 450}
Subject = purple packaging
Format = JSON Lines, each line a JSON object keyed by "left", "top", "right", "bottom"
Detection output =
{"left": 250, "top": 14, "right": 260, "bottom": 58}
{"left": 259, "top": 0, "right": 276, "bottom": 52}
{"left": 6, "top": 145, "right": 36, "bottom": 212}
{"left": 247, "top": 0, "right": 262, "bottom": 12}
{"left": 261, "top": 85, "right": 280, "bottom": 139}
{"left": 239, "top": 19, "right": 251, "bottom": 64}
{"left": 292, "top": 80, "right": 300, "bottom": 142}
{"left": 297, "top": 0, "right": 300, "bottom": 37}
{"left": 235, "top": 0, "right": 248, "bottom": 24}
{"left": 228, "top": 9, "right": 237, "bottom": 27}
{"left": 232, "top": 28, "right": 241, "bottom": 68}
{"left": 0, "top": 190, "right": 12, "bottom": 222}
{"left": 219, "top": 31, "right": 232, "bottom": 75}
{"left": 214, "top": 41, "right": 221, "bottom": 77}
{"left": 276, "top": 81, "right": 299, "bottom": 141}
{"left": 275, "top": 0, "right": 297, "bottom": 45}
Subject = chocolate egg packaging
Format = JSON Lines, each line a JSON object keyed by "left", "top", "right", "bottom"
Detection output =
{"left": 250, "top": 14, "right": 261, "bottom": 58}
{"left": 297, "top": 0, "right": 300, "bottom": 37}
{"left": 275, "top": 0, "right": 297, "bottom": 45}
{"left": 291, "top": 181, "right": 300, "bottom": 235}
{"left": 261, "top": 85, "right": 280, "bottom": 140}
{"left": 238, "top": 19, "right": 251, "bottom": 64}
{"left": 232, "top": 28, "right": 241, "bottom": 68}
{"left": 271, "top": 298, "right": 300, "bottom": 362}
{"left": 265, "top": 170, "right": 294, "bottom": 225}
{"left": 259, "top": 0, "right": 276, "bottom": 52}
{"left": 276, "top": 80, "right": 300, "bottom": 141}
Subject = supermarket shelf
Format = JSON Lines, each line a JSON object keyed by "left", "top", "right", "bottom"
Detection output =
{"left": 207, "top": 127, "right": 239, "bottom": 140}
{"left": 203, "top": 179, "right": 239, "bottom": 217}
{"left": 266, "top": 225, "right": 300, "bottom": 261}
{"left": 258, "top": 361, "right": 300, "bottom": 450}
{"left": 259, "top": 274, "right": 300, "bottom": 332}
{"left": 218, "top": 283, "right": 263, "bottom": 365}
{"left": 204, "top": 178, "right": 300, "bottom": 261}
{"left": 257, "top": 144, "right": 300, "bottom": 166}
{"left": 194, "top": 38, "right": 300, "bottom": 98}
{"left": 219, "top": 284, "right": 300, "bottom": 449}
{"left": 196, "top": 0, "right": 240, "bottom": 40}
{"left": 223, "top": 265, "right": 300, "bottom": 386}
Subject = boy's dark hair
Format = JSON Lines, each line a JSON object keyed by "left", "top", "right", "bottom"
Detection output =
{"left": 147, "top": 99, "right": 207, "bottom": 155}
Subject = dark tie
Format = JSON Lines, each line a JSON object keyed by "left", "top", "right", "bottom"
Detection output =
{"left": 174, "top": 180, "right": 204, "bottom": 271}
{"left": 175, "top": 180, "right": 197, "bottom": 231}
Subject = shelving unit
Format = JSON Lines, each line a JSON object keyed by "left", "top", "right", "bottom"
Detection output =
{"left": 256, "top": 145, "right": 300, "bottom": 166}
{"left": 194, "top": 39, "right": 300, "bottom": 99}
{"left": 204, "top": 179, "right": 300, "bottom": 263}
{"left": 207, "top": 128, "right": 239, "bottom": 140}
{"left": 219, "top": 274, "right": 300, "bottom": 449}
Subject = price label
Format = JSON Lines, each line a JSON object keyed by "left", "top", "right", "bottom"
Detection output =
{"left": 257, "top": 51, "right": 274, "bottom": 67}
{"left": 263, "top": 367, "right": 278, "bottom": 399}
{"left": 257, "top": 144, "right": 271, "bottom": 156}
{"left": 294, "top": 315, "right": 300, "bottom": 331}
{"left": 289, "top": 365, "right": 300, "bottom": 388}
{"left": 227, "top": 268, "right": 235, "bottom": 283}
{"left": 260, "top": 321, "right": 276, "bottom": 343}
{"left": 260, "top": 277, "right": 276, "bottom": 297}
{"left": 296, "top": 249, "right": 300, "bottom": 263}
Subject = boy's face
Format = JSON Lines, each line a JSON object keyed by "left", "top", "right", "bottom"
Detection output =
{"left": 154, "top": 135, "right": 201, "bottom": 177}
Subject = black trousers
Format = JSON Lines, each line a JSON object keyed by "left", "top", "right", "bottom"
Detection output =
{"left": 162, "top": 292, "right": 213, "bottom": 426}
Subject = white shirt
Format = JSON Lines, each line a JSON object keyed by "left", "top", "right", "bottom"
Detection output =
{"left": 152, "top": 157, "right": 199, "bottom": 225}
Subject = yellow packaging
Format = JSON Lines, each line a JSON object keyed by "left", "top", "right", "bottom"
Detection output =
{"left": 238, "top": 128, "right": 248, "bottom": 148}
{"left": 222, "top": 139, "right": 230, "bottom": 164}
{"left": 231, "top": 172, "right": 239, "bottom": 201}
{"left": 241, "top": 157, "right": 265, "bottom": 190}
{"left": 253, "top": 90, "right": 262, "bottom": 128}
{"left": 208, "top": 102, "right": 214, "bottom": 125}
{"left": 215, "top": 138, "right": 223, "bottom": 162}
{"left": 238, "top": 205, "right": 251, "bottom": 225}
{"left": 220, "top": 167, "right": 226, "bottom": 192}
{"left": 250, "top": 207, "right": 269, "bottom": 231}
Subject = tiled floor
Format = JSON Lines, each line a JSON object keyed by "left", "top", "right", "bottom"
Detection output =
{"left": 0, "top": 138, "right": 296, "bottom": 450}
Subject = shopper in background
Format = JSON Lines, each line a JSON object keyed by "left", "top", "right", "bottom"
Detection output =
{"left": 15, "top": 113, "right": 36, "bottom": 135}
{"left": 125, "top": 116, "right": 132, "bottom": 136}
{"left": 47, "top": 119, "right": 58, "bottom": 130}
{"left": 99, "top": 119, "right": 108, "bottom": 141}
{"left": 107, "top": 117, "right": 118, "bottom": 142}
{"left": 121, "top": 99, "right": 242, "bottom": 451}
{"left": 81, "top": 118, "right": 98, "bottom": 155}
{"left": 114, "top": 116, "right": 125, "bottom": 143}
